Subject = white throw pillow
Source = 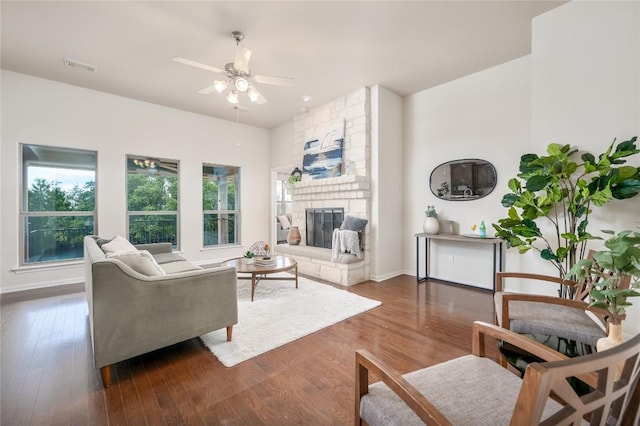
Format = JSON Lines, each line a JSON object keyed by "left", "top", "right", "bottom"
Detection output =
{"left": 277, "top": 215, "right": 291, "bottom": 230}
{"left": 101, "top": 235, "right": 137, "bottom": 254}
{"left": 107, "top": 250, "right": 167, "bottom": 276}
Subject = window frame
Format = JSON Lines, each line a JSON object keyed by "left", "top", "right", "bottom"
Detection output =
{"left": 126, "top": 155, "right": 180, "bottom": 249}
{"left": 19, "top": 143, "right": 97, "bottom": 266}
{"left": 202, "top": 163, "right": 241, "bottom": 249}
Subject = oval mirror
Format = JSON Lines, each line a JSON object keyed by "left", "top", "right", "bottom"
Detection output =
{"left": 430, "top": 158, "right": 497, "bottom": 201}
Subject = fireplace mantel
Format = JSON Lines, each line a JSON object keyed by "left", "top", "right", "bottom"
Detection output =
{"left": 291, "top": 175, "right": 370, "bottom": 200}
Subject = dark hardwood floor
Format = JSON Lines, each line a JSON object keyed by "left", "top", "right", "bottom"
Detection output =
{"left": 1, "top": 275, "right": 497, "bottom": 425}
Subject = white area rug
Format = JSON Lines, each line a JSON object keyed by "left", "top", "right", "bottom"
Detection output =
{"left": 199, "top": 273, "right": 381, "bottom": 367}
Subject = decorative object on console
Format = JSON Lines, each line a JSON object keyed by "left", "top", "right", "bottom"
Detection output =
{"left": 303, "top": 119, "right": 345, "bottom": 180}
{"left": 430, "top": 159, "right": 496, "bottom": 201}
{"left": 287, "top": 226, "right": 301, "bottom": 245}
{"left": 479, "top": 220, "right": 487, "bottom": 238}
{"left": 422, "top": 206, "right": 439, "bottom": 235}
{"left": 568, "top": 229, "right": 640, "bottom": 352}
{"left": 494, "top": 137, "right": 640, "bottom": 297}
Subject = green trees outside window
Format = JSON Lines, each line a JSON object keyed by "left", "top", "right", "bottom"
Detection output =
{"left": 127, "top": 157, "right": 179, "bottom": 247}
{"left": 21, "top": 144, "right": 96, "bottom": 264}
{"left": 203, "top": 164, "right": 239, "bottom": 247}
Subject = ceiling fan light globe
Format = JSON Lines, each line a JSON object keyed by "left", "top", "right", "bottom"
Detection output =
{"left": 235, "top": 77, "right": 249, "bottom": 92}
{"left": 214, "top": 80, "right": 228, "bottom": 93}
{"left": 226, "top": 90, "right": 239, "bottom": 104}
{"left": 247, "top": 87, "right": 259, "bottom": 103}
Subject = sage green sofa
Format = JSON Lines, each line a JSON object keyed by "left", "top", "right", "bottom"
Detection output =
{"left": 84, "top": 235, "right": 238, "bottom": 387}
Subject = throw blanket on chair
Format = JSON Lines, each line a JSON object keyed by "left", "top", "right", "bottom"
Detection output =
{"left": 332, "top": 228, "right": 361, "bottom": 261}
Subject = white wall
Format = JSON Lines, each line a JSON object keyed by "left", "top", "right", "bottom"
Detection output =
{"left": 270, "top": 120, "right": 294, "bottom": 171}
{"left": 371, "top": 85, "right": 404, "bottom": 281}
{"left": 1, "top": 70, "right": 271, "bottom": 293}
{"left": 403, "top": 55, "right": 532, "bottom": 288}
{"left": 403, "top": 1, "right": 640, "bottom": 335}
{"left": 531, "top": 0, "right": 640, "bottom": 335}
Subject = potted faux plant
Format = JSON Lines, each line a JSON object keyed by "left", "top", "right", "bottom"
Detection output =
{"left": 568, "top": 229, "right": 640, "bottom": 351}
{"left": 493, "top": 137, "right": 640, "bottom": 298}
{"left": 244, "top": 250, "right": 255, "bottom": 264}
{"left": 423, "top": 206, "right": 439, "bottom": 235}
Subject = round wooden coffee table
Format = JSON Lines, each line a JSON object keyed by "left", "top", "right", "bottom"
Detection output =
{"left": 225, "top": 255, "right": 298, "bottom": 301}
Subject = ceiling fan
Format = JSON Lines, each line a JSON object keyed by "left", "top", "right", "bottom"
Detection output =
{"left": 173, "top": 31, "right": 293, "bottom": 105}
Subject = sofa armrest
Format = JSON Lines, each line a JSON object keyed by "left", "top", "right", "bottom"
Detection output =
{"left": 133, "top": 242, "right": 172, "bottom": 255}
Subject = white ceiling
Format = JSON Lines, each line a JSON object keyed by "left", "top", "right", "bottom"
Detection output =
{"left": 1, "top": 1, "right": 565, "bottom": 130}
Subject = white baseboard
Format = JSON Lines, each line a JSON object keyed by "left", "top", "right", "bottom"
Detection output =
{"left": 1, "top": 276, "right": 83, "bottom": 295}
{"left": 369, "top": 270, "right": 405, "bottom": 282}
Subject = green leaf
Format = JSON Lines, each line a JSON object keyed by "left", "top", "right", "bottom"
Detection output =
{"left": 541, "top": 248, "right": 558, "bottom": 261}
{"left": 525, "top": 175, "right": 552, "bottom": 192}
{"left": 507, "top": 207, "right": 520, "bottom": 221}
{"left": 501, "top": 193, "right": 519, "bottom": 207}
{"left": 507, "top": 178, "right": 521, "bottom": 193}
{"left": 547, "top": 143, "right": 562, "bottom": 156}
{"left": 581, "top": 152, "right": 596, "bottom": 164}
{"left": 611, "top": 179, "right": 640, "bottom": 199}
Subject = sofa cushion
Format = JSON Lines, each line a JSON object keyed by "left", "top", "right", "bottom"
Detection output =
{"left": 95, "top": 237, "right": 114, "bottom": 247}
{"left": 107, "top": 250, "right": 167, "bottom": 276}
{"left": 160, "top": 260, "right": 202, "bottom": 274}
{"left": 153, "top": 252, "right": 187, "bottom": 265}
{"left": 101, "top": 235, "right": 137, "bottom": 254}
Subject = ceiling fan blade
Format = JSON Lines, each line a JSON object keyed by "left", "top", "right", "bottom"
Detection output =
{"left": 197, "top": 84, "right": 218, "bottom": 94}
{"left": 234, "top": 46, "right": 252, "bottom": 73}
{"left": 172, "top": 57, "right": 223, "bottom": 74}
{"left": 253, "top": 74, "right": 294, "bottom": 87}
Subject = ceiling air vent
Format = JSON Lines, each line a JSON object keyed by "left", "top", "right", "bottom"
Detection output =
{"left": 63, "top": 58, "right": 97, "bottom": 73}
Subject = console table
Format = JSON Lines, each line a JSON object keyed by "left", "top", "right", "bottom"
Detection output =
{"left": 415, "top": 233, "right": 503, "bottom": 290}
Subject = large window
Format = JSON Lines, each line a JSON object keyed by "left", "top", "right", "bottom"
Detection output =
{"left": 21, "top": 144, "right": 96, "bottom": 264}
{"left": 203, "top": 164, "right": 239, "bottom": 247}
{"left": 127, "top": 156, "right": 179, "bottom": 248}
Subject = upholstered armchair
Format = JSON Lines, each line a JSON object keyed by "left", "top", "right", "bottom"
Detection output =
{"left": 355, "top": 321, "right": 640, "bottom": 425}
{"left": 494, "top": 266, "right": 631, "bottom": 354}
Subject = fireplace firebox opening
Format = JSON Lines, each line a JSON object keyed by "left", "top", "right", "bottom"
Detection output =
{"left": 305, "top": 208, "right": 344, "bottom": 249}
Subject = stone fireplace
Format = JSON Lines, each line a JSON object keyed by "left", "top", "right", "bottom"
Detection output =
{"left": 274, "top": 87, "right": 371, "bottom": 286}
{"left": 275, "top": 175, "right": 370, "bottom": 286}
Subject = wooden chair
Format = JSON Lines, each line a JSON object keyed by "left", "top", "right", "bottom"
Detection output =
{"left": 355, "top": 321, "right": 640, "bottom": 425}
{"left": 494, "top": 255, "right": 631, "bottom": 354}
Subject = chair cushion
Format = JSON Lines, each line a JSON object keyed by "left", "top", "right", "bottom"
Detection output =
{"left": 494, "top": 292, "right": 606, "bottom": 347}
{"left": 360, "top": 355, "right": 578, "bottom": 426}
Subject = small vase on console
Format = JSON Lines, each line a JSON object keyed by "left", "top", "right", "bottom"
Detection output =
{"left": 423, "top": 217, "right": 439, "bottom": 235}
{"left": 287, "top": 226, "right": 301, "bottom": 245}
{"left": 423, "top": 206, "right": 440, "bottom": 235}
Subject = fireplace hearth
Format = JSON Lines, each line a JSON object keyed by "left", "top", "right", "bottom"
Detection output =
{"left": 306, "top": 208, "right": 344, "bottom": 249}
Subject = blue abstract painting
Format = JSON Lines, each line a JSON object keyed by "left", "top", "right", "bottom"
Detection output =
{"left": 303, "top": 137, "right": 344, "bottom": 179}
